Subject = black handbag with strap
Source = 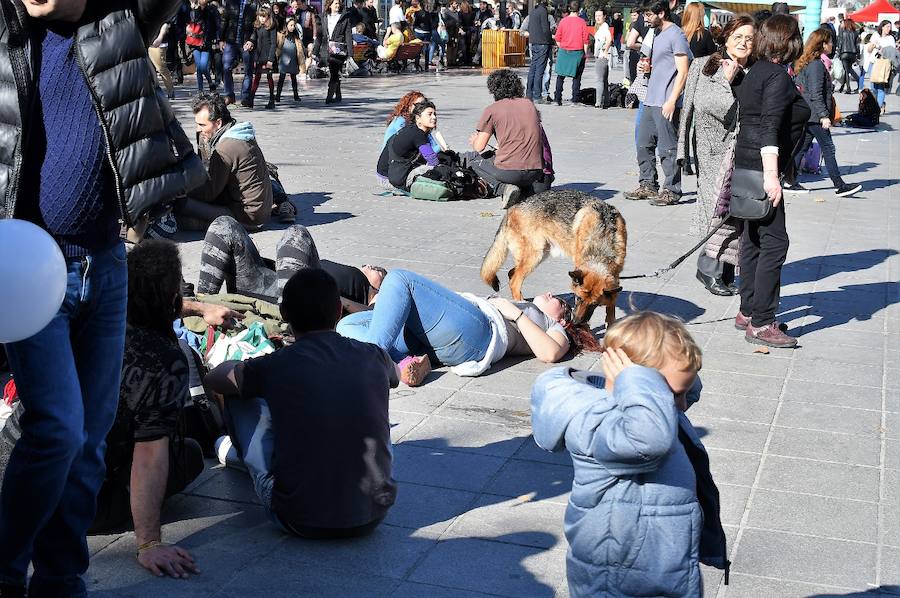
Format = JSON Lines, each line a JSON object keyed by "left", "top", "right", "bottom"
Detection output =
{"left": 728, "top": 167, "right": 773, "bottom": 221}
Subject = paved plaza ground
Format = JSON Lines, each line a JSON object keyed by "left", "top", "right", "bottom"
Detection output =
{"left": 85, "top": 66, "right": 899, "bottom": 597}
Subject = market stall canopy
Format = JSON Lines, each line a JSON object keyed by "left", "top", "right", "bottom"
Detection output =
{"left": 846, "top": 0, "right": 900, "bottom": 22}
{"left": 701, "top": 0, "right": 806, "bottom": 14}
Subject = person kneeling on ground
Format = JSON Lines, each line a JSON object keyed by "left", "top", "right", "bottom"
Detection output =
{"left": 465, "top": 68, "right": 551, "bottom": 208}
{"left": 205, "top": 269, "right": 399, "bottom": 538}
{"left": 336, "top": 269, "right": 600, "bottom": 386}
{"left": 177, "top": 93, "right": 274, "bottom": 231}
{"left": 198, "top": 215, "right": 385, "bottom": 311}
{"left": 377, "top": 101, "right": 441, "bottom": 191}
{"left": 531, "top": 312, "right": 728, "bottom": 597}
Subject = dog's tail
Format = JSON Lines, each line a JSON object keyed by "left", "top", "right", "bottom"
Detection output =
{"left": 480, "top": 217, "right": 510, "bottom": 292}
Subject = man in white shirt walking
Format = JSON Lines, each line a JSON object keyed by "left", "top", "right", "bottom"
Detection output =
{"left": 594, "top": 9, "right": 612, "bottom": 108}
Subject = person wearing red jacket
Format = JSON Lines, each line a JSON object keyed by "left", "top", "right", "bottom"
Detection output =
{"left": 553, "top": 0, "right": 590, "bottom": 105}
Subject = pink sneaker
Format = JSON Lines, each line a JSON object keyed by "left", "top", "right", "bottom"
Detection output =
{"left": 398, "top": 355, "right": 432, "bottom": 387}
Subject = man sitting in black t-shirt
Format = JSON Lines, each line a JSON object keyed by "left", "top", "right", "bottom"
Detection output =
{"left": 197, "top": 215, "right": 386, "bottom": 311}
{"left": 205, "top": 268, "right": 399, "bottom": 538}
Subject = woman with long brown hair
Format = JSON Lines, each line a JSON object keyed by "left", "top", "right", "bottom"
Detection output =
{"left": 681, "top": 1, "right": 716, "bottom": 58}
{"left": 380, "top": 91, "right": 445, "bottom": 152}
{"left": 836, "top": 18, "right": 860, "bottom": 93}
{"left": 792, "top": 28, "right": 862, "bottom": 197}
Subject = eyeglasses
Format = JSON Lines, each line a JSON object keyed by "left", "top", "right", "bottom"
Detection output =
{"left": 729, "top": 34, "right": 754, "bottom": 44}
{"left": 552, "top": 295, "right": 574, "bottom": 322}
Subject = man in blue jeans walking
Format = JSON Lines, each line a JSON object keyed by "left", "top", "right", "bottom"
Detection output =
{"left": 524, "top": 0, "right": 553, "bottom": 102}
{"left": 221, "top": 0, "right": 257, "bottom": 104}
{"left": 0, "top": 1, "right": 204, "bottom": 596}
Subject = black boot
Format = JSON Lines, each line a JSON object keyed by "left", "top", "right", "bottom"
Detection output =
{"left": 325, "top": 78, "right": 337, "bottom": 104}
{"left": 696, "top": 270, "right": 736, "bottom": 296}
{"left": 334, "top": 83, "right": 342, "bottom": 103}
{"left": 292, "top": 76, "right": 300, "bottom": 102}
{"left": 276, "top": 76, "right": 284, "bottom": 102}
{"left": 266, "top": 91, "right": 275, "bottom": 109}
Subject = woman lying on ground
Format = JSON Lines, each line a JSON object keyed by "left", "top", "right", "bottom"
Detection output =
{"left": 336, "top": 269, "right": 601, "bottom": 385}
{"left": 377, "top": 101, "right": 443, "bottom": 190}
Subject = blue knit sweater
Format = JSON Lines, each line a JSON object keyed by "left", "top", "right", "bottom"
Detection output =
{"left": 21, "top": 21, "right": 119, "bottom": 258}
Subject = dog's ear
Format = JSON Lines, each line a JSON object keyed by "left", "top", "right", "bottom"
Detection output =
{"left": 569, "top": 269, "right": 585, "bottom": 287}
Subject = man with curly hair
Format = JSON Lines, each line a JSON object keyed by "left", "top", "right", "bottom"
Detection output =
{"left": 466, "top": 69, "right": 549, "bottom": 208}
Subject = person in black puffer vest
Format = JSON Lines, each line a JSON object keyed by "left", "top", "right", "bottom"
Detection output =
{"left": 0, "top": 1, "right": 205, "bottom": 597}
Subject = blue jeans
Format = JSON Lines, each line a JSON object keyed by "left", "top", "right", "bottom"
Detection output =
{"left": 222, "top": 41, "right": 240, "bottom": 98}
{"left": 430, "top": 31, "right": 446, "bottom": 65}
{"left": 859, "top": 63, "right": 867, "bottom": 93}
{"left": 224, "top": 397, "right": 281, "bottom": 526}
{"left": 242, "top": 49, "right": 256, "bottom": 101}
{"left": 415, "top": 31, "right": 432, "bottom": 66}
{"left": 866, "top": 63, "right": 887, "bottom": 107}
{"left": 527, "top": 44, "right": 550, "bottom": 100}
{"left": 335, "top": 270, "right": 491, "bottom": 366}
{"left": 794, "top": 123, "right": 845, "bottom": 188}
{"left": 192, "top": 49, "right": 214, "bottom": 91}
{"left": 0, "top": 243, "right": 127, "bottom": 597}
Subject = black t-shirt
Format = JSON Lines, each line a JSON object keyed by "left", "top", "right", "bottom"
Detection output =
{"left": 689, "top": 28, "right": 716, "bottom": 58}
{"left": 240, "top": 331, "right": 399, "bottom": 531}
{"left": 106, "top": 326, "right": 189, "bottom": 478}
{"left": 413, "top": 8, "right": 433, "bottom": 31}
{"left": 321, "top": 260, "right": 371, "bottom": 305}
{"left": 387, "top": 124, "right": 430, "bottom": 188}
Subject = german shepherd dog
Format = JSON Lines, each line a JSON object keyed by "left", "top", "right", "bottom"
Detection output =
{"left": 480, "top": 190, "right": 627, "bottom": 327}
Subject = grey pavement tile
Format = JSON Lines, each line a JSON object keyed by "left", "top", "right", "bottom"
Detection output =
{"left": 792, "top": 338, "right": 888, "bottom": 367}
{"left": 408, "top": 537, "right": 565, "bottom": 597}
{"left": 889, "top": 368, "right": 900, "bottom": 391}
{"left": 790, "top": 359, "right": 884, "bottom": 389}
{"left": 758, "top": 455, "right": 880, "bottom": 501}
{"left": 265, "top": 525, "right": 440, "bottom": 580}
{"left": 390, "top": 410, "right": 428, "bottom": 443}
{"left": 885, "top": 469, "right": 900, "bottom": 503}
{"left": 391, "top": 582, "right": 497, "bottom": 598}
{"left": 512, "top": 437, "right": 575, "bottom": 468}
{"left": 775, "top": 402, "right": 883, "bottom": 437}
{"left": 730, "top": 528, "right": 877, "bottom": 588}
{"left": 401, "top": 415, "right": 530, "bottom": 458}
{"left": 222, "top": 564, "right": 400, "bottom": 598}
{"left": 183, "top": 466, "right": 261, "bottom": 505}
{"left": 718, "top": 484, "right": 752, "bottom": 526}
{"left": 767, "top": 426, "right": 882, "bottom": 467}
{"left": 445, "top": 495, "right": 568, "bottom": 551}
{"left": 881, "top": 502, "right": 900, "bottom": 548}
{"left": 886, "top": 412, "right": 900, "bottom": 439}
{"left": 707, "top": 448, "right": 761, "bottom": 487}
{"left": 689, "top": 392, "right": 779, "bottom": 425}
{"left": 389, "top": 385, "right": 457, "bottom": 415}
{"left": 703, "top": 332, "right": 794, "bottom": 358}
{"left": 687, "top": 417, "right": 769, "bottom": 453}
{"left": 698, "top": 371, "right": 786, "bottom": 400}
{"left": 798, "top": 327, "right": 887, "bottom": 351}
{"left": 437, "top": 391, "right": 534, "bottom": 428}
{"left": 746, "top": 489, "right": 878, "bottom": 543}
{"left": 483, "top": 459, "right": 573, "bottom": 504}
{"left": 382, "top": 482, "right": 477, "bottom": 534}
{"left": 391, "top": 443, "right": 507, "bottom": 493}
{"left": 461, "top": 368, "right": 544, "bottom": 399}
{"left": 882, "top": 546, "right": 900, "bottom": 588}
{"left": 719, "top": 573, "right": 866, "bottom": 598}
{"left": 701, "top": 352, "right": 792, "bottom": 379}
{"left": 782, "top": 379, "right": 884, "bottom": 411}
{"left": 886, "top": 439, "right": 900, "bottom": 471}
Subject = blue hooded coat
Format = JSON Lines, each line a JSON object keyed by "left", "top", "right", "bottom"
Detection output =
{"left": 531, "top": 365, "right": 728, "bottom": 597}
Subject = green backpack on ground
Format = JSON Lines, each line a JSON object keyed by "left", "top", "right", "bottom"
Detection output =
{"left": 409, "top": 176, "right": 455, "bottom": 201}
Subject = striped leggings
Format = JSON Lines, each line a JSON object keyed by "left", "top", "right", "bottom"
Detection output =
{"left": 197, "top": 215, "right": 319, "bottom": 300}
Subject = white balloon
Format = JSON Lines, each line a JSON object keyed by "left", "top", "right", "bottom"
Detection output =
{"left": 0, "top": 219, "right": 68, "bottom": 344}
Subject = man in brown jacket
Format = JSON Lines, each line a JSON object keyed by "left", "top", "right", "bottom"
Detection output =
{"left": 177, "top": 93, "right": 273, "bottom": 230}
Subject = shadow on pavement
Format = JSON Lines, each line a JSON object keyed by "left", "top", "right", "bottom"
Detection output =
{"left": 782, "top": 281, "right": 899, "bottom": 336}
{"left": 619, "top": 290, "right": 706, "bottom": 323}
{"left": 807, "top": 587, "right": 900, "bottom": 597}
{"left": 782, "top": 249, "right": 897, "bottom": 286}
{"left": 290, "top": 191, "right": 354, "bottom": 227}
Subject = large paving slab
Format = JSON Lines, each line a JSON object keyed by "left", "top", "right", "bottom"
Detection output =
{"left": 86, "top": 62, "right": 899, "bottom": 596}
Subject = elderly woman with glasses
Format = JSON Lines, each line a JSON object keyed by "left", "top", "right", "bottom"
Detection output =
{"left": 336, "top": 270, "right": 600, "bottom": 385}
{"left": 678, "top": 14, "right": 757, "bottom": 298}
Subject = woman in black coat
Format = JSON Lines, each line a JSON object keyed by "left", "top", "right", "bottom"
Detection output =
{"left": 317, "top": 0, "right": 356, "bottom": 103}
{"left": 732, "top": 14, "right": 810, "bottom": 348}
{"left": 836, "top": 18, "right": 860, "bottom": 93}
{"left": 793, "top": 28, "right": 862, "bottom": 197}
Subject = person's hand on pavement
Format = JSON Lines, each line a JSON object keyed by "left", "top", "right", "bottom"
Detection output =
{"left": 202, "top": 305, "right": 244, "bottom": 329}
{"left": 137, "top": 544, "right": 199, "bottom": 579}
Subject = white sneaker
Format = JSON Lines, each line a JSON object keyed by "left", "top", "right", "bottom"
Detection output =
{"left": 215, "top": 435, "right": 247, "bottom": 471}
